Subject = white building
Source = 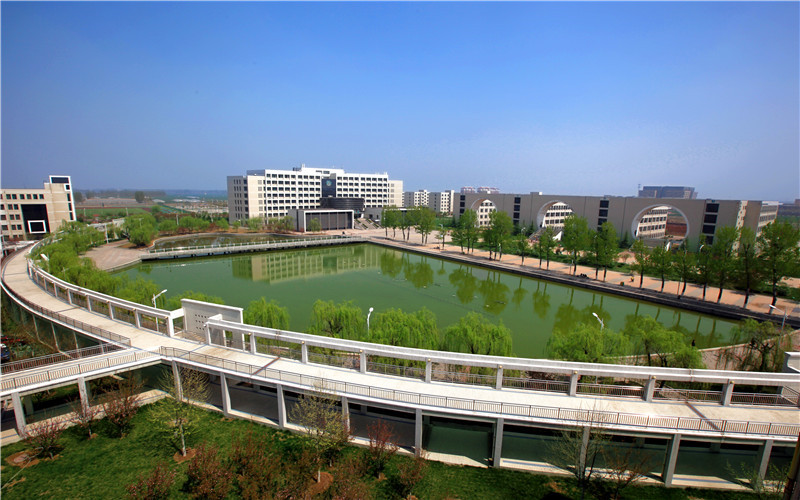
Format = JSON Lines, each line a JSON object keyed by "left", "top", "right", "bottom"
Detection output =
{"left": 388, "top": 180, "right": 404, "bottom": 208}
{"left": 228, "top": 165, "right": 398, "bottom": 223}
{"left": 635, "top": 205, "right": 669, "bottom": 239}
{"left": 1, "top": 175, "right": 76, "bottom": 241}
{"left": 541, "top": 202, "right": 573, "bottom": 230}
{"left": 402, "top": 189, "right": 455, "bottom": 215}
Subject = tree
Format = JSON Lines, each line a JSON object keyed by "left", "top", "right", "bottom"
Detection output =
{"left": 710, "top": 226, "right": 738, "bottom": 303}
{"left": 244, "top": 297, "right": 290, "bottom": 329}
{"left": 308, "top": 300, "right": 365, "bottom": 341}
{"left": 414, "top": 206, "right": 437, "bottom": 244}
{"left": 483, "top": 210, "right": 513, "bottom": 259}
{"left": 149, "top": 367, "right": 210, "bottom": 457}
{"left": 185, "top": 443, "right": 234, "bottom": 500}
{"left": 548, "top": 423, "right": 607, "bottom": 499}
{"left": 246, "top": 217, "right": 263, "bottom": 232}
{"left": 696, "top": 242, "right": 713, "bottom": 301}
{"left": 757, "top": 221, "right": 800, "bottom": 307}
{"left": 630, "top": 239, "right": 650, "bottom": 288}
{"left": 164, "top": 290, "right": 224, "bottom": 311}
{"left": 367, "top": 420, "right": 399, "bottom": 477}
{"left": 624, "top": 316, "right": 703, "bottom": 369}
{"left": 214, "top": 218, "right": 229, "bottom": 231}
{"left": 289, "top": 386, "right": 352, "bottom": 482}
{"left": 537, "top": 226, "right": 557, "bottom": 269}
{"left": 102, "top": 378, "right": 142, "bottom": 437}
{"left": 25, "top": 418, "right": 66, "bottom": 459}
{"left": 381, "top": 206, "right": 400, "bottom": 238}
{"left": 369, "top": 308, "right": 439, "bottom": 350}
{"left": 546, "top": 322, "right": 630, "bottom": 364}
{"left": 74, "top": 191, "right": 84, "bottom": 203}
{"left": 157, "top": 219, "right": 177, "bottom": 234}
{"left": 306, "top": 218, "right": 322, "bottom": 233}
{"left": 513, "top": 233, "right": 530, "bottom": 266}
{"left": 458, "top": 209, "right": 480, "bottom": 254}
{"left": 398, "top": 210, "right": 413, "bottom": 241}
{"left": 134, "top": 191, "right": 145, "bottom": 203}
{"left": 562, "top": 216, "right": 590, "bottom": 275}
{"left": 442, "top": 312, "right": 512, "bottom": 356}
{"left": 117, "top": 277, "right": 161, "bottom": 306}
{"left": 649, "top": 245, "right": 672, "bottom": 292}
{"left": 672, "top": 242, "right": 696, "bottom": 298}
{"left": 70, "top": 397, "right": 100, "bottom": 439}
{"left": 597, "top": 222, "right": 619, "bottom": 281}
{"left": 735, "top": 227, "right": 759, "bottom": 307}
{"left": 724, "top": 319, "right": 790, "bottom": 372}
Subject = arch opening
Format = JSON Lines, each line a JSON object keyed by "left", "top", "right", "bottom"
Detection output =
{"left": 630, "top": 205, "right": 691, "bottom": 247}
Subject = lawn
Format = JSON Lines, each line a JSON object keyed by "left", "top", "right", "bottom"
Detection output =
{"left": 0, "top": 402, "right": 763, "bottom": 499}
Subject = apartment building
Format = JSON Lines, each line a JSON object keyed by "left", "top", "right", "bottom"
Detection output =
{"left": 1, "top": 175, "right": 76, "bottom": 241}
{"left": 228, "top": 165, "right": 399, "bottom": 223}
{"left": 402, "top": 189, "right": 455, "bottom": 214}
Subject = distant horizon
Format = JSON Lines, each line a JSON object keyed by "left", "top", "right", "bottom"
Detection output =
{"left": 3, "top": 2, "right": 798, "bottom": 200}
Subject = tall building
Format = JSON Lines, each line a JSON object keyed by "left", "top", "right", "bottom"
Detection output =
{"left": 638, "top": 185, "right": 697, "bottom": 199}
{"left": 1, "top": 175, "right": 76, "bottom": 242}
{"left": 402, "top": 189, "right": 456, "bottom": 215}
{"left": 387, "top": 180, "right": 404, "bottom": 207}
{"left": 227, "top": 165, "right": 399, "bottom": 223}
{"left": 403, "top": 189, "right": 429, "bottom": 209}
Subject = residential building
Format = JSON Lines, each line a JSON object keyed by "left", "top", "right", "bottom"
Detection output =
{"left": 388, "top": 180, "right": 404, "bottom": 207}
{"left": 1, "top": 175, "right": 76, "bottom": 241}
{"left": 227, "top": 165, "right": 398, "bottom": 223}
{"left": 403, "top": 190, "right": 429, "bottom": 209}
{"left": 402, "top": 189, "right": 456, "bottom": 215}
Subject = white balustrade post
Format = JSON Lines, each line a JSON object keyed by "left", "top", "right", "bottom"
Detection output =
{"left": 108, "top": 302, "right": 115, "bottom": 320}
{"left": 662, "top": 433, "right": 681, "bottom": 486}
{"left": 569, "top": 370, "right": 579, "bottom": 396}
{"left": 134, "top": 311, "right": 141, "bottom": 329}
{"left": 425, "top": 359, "right": 432, "bottom": 383}
{"left": 359, "top": 350, "right": 367, "bottom": 374}
{"left": 722, "top": 381, "right": 734, "bottom": 406}
{"left": 250, "top": 333, "right": 257, "bottom": 354}
{"left": 301, "top": 342, "right": 308, "bottom": 364}
{"left": 166, "top": 314, "right": 175, "bottom": 337}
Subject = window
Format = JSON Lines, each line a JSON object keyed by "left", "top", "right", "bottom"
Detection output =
{"left": 704, "top": 214, "right": 717, "bottom": 224}
{"left": 702, "top": 225, "right": 716, "bottom": 234}
{"left": 599, "top": 209, "right": 608, "bottom": 217}
{"left": 600, "top": 199, "right": 609, "bottom": 208}
{"left": 706, "top": 203, "right": 719, "bottom": 213}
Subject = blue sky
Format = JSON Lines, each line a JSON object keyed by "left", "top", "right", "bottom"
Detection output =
{"left": 2, "top": 2, "right": 798, "bottom": 201}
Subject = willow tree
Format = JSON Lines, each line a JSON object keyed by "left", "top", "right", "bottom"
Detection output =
{"left": 244, "top": 297, "right": 290, "bottom": 330}
{"left": 308, "top": 300, "right": 365, "bottom": 341}
{"left": 369, "top": 308, "right": 439, "bottom": 351}
{"left": 442, "top": 312, "right": 512, "bottom": 357}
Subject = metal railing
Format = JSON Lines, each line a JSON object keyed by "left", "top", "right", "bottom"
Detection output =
{"left": 146, "top": 235, "right": 362, "bottom": 258}
{"left": 1, "top": 344, "right": 126, "bottom": 374}
{"left": 161, "top": 346, "right": 800, "bottom": 438}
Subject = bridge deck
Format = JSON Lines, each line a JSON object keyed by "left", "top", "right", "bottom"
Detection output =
{"left": 2, "top": 248, "right": 798, "bottom": 441}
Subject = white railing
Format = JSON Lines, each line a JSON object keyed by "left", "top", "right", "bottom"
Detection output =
{"left": 145, "top": 235, "right": 363, "bottom": 258}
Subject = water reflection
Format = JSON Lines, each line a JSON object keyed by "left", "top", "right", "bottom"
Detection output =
{"left": 231, "top": 244, "right": 381, "bottom": 283}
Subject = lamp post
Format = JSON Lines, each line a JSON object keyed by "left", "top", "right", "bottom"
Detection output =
{"left": 439, "top": 224, "right": 444, "bottom": 249}
{"left": 40, "top": 253, "right": 50, "bottom": 273}
{"left": 152, "top": 289, "right": 168, "bottom": 309}
{"left": 367, "top": 307, "right": 374, "bottom": 335}
{"left": 768, "top": 305, "right": 787, "bottom": 331}
{"left": 592, "top": 312, "right": 604, "bottom": 331}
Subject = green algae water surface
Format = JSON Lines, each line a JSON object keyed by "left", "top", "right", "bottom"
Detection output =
{"left": 120, "top": 243, "right": 736, "bottom": 358}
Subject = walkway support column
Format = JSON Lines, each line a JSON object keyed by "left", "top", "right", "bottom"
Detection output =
{"left": 757, "top": 439, "right": 774, "bottom": 481}
{"left": 359, "top": 350, "right": 367, "bottom": 374}
{"left": 301, "top": 342, "right": 308, "bottom": 364}
{"left": 663, "top": 433, "right": 681, "bottom": 486}
{"left": 425, "top": 359, "right": 432, "bottom": 383}
{"left": 644, "top": 376, "right": 656, "bottom": 402}
{"left": 277, "top": 384, "right": 287, "bottom": 428}
{"left": 569, "top": 370, "right": 579, "bottom": 396}
{"left": 11, "top": 392, "right": 27, "bottom": 438}
{"left": 341, "top": 396, "right": 350, "bottom": 429}
{"left": 219, "top": 372, "right": 231, "bottom": 416}
{"left": 493, "top": 418, "right": 504, "bottom": 468}
{"left": 171, "top": 361, "right": 183, "bottom": 401}
{"left": 414, "top": 408, "right": 423, "bottom": 457}
{"left": 722, "top": 381, "right": 734, "bottom": 406}
{"left": 495, "top": 366, "right": 503, "bottom": 390}
{"left": 77, "top": 376, "right": 89, "bottom": 410}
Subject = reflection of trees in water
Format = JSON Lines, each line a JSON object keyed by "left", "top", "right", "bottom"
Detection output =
{"left": 552, "top": 302, "right": 611, "bottom": 336}
{"left": 403, "top": 258, "right": 433, "bottom": 289}
{"left": 449, "top": 267, "right": 478, "bottom": 304}
{"left": 478, "top": 271, "right": 510, "bottom": 314}
{"left": 511, "top": 277, "right": 527, "bottom": 310}
{"left": 379, "top": 252, "right": 404, "bottom": 278}
{"left": 531, "top": 282, "right": 550, "bottom": 320}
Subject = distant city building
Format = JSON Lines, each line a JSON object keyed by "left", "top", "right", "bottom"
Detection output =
{"left": 387, "top": 180, "right": 404, "bottom": 207}
{"left": 638, "top": 185, "right": 697, "bottom": 199}
{"left": 477, "top": 186, "right": 500, "bottom": 194}
{"left": 777, "top": 199, "right": 800, "bottom": 218}
{"left": 460, "top": 186, "right": 476, "bottom": 194}
{"left": 402, "top": 189, "right": 456, "bottom": 215}
{"left": 227, "top": 165, "right": 400, "bottom": 223}
{"left": 1, "top": 175, "right": 76, "bottom": 242}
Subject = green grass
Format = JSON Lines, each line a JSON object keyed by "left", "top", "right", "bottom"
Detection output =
{"left": 1, "top": 402, "right": 762, "bottom": 499}
{"left": 77, "top": 207, "right": 149, "bottom": 218}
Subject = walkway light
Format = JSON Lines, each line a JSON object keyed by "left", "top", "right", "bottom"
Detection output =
{"left": 592, "top": 312, "right": 604, "bottom": 331}
{"left": 768, "top": 305, "right": 787, "bottom": 331}
{"left": 367, "top": 307, "right": 374, "bottom": 334}
{"left": 152, "top": 289, "right": 168, "bottom": 308}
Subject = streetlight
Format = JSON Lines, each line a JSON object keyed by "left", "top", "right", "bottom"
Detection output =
{"left": 439, "top": 224, "right": 444, "bottom": 249}
{"left": 152, "top": 289, "right": 168, "bottom": 308}
{"left": 40, "top": 253, "right": 50, "bottom": 273}
{"left": 367, "top": 307, "right": 374, "bottom": 334}
{"left": 768, "top": 305, "right": 787, "bottom": 331}
{"left": 592, "top": 312, "right": 604, "bottom": 331}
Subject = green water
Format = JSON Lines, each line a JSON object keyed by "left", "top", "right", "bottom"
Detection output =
{"left": 151, "top": 233, "right": 292, "bottom": 251}
{"left": 120, "top": 243, "right": 735, "bottom": 358}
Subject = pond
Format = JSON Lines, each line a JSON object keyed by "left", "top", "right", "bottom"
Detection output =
{"left": 150, "top": 232, "right": 294, "bottom": 251}
{"left": 119, "top": 243, "right": 736, "bottom": 358}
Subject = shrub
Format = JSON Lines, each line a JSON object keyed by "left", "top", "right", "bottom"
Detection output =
{"left": 185, "top": 443, "right": 233, "bottom": 500}
{"left": 25, "top": 418, "right": 66, "bottom": 459}
{"left": 102, "top": 378, "right": 142, "bottom": 437}
{"left": 125, "top": 462, "right": 176, "bottom": 500}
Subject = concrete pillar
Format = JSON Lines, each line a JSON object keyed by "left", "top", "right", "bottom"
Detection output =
{"left": 166, "top": 315, "right": 175, "bottom": 337}
{"left": 341, "top": 396, "right": 350, "bottom": 429}
{"left": 301, "top": 342, "right": 308, "bottom": 364}
{"left": 108, "top": 302, "right": 115, "bottom": 320}
{"left": 51, "top": 322, "right": 59, "bottom": 350}
{"left": 171, "top": 362, "right": 183, "bottom": 401}
{"left": 11, "top": 393, "right": 27, "bottom": 438}
{"left": 87, "top": 296, "right": 94, "bottom": 313}
{"left": 662, "top": 433, "right": 682, "bottom": 486}
{"left": 495, "top": 366, "right": 503, "bottom": 390}
{"left": 757, "top": 439, "right": 774, "bottom": 480}
{"left": 414, "top": 408, "right": 423, "bottom": 456}
{"left": 277, "top": 384, "right": 287, "bottom": 428}
{"left": 134, "top": 311, "right": 141, "bottom": 329}
{"left": 205, "top": 324, "right": 212, "bottom": 345}
{"left": 493, "top": 418, "right": 504, "bottom": 468}
{"left": 249, "top": 333, "right": 257, "bottom": 354}
{"left": 219, "top": 372, "right": 231, "bottom": 416}
{"left": 67, "top": 290, "right": 74, "bottom": 305}
{"left": 569, "top": 371, "right": 579, "bottom": 396}
{"left": 359, "top": 350, "right": 367, "bottom": 373}
{"left": 578, "top": 426, "right": 590, "bottom": 474}
{"left": 425, "top": 359, "right": 432, "bottom": 383}
{"left": 72, "top": 330, "right": 79, "bottom": 351}
{"left": 77, "top": 376, "right": 89, "bottom": 409}
{"left": 644, "top": 376, "right": 656, "bottom": 402}
{"left": 722, "top": 381, "right": 734, "bottom": 406}
{"left": 32, "top": 315, "right": 40, "bottom": 340}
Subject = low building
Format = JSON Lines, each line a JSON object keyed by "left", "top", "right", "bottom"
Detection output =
{"left": 1, "top": 175, "right": 76, "bottom": 241}
{"left": 638, "top": 185, "right": 698, "bottom": 199}
{"left": 287, "top": 208, "right": 354, "bottom": 232}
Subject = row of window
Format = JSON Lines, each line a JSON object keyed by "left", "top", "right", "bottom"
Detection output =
{"left": 1, "top": 224, "right": 23, "bottom": 231}
{"left": 0, "top": 214, "right": 21, "bottom": 220}
{"left": 4, "top": 193, "right": 44, "bottom": 200}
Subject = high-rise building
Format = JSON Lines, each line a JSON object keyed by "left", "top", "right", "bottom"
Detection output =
{"left": 1, "top": 175, "right": 76, "bottom": 241}
{"left": 227, "top": 165, "right": 399, "bottom": 223}
{"left": 638, "top": 186, "right": 697, "bottom": 199}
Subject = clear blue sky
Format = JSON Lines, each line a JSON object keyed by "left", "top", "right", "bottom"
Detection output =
{"left": 2, "top": 2, "right": 798, "bottom": 201}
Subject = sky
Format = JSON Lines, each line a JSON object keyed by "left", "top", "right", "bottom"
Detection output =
{"left": 1, "top": 2, "right": 798, "bottom": 201}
